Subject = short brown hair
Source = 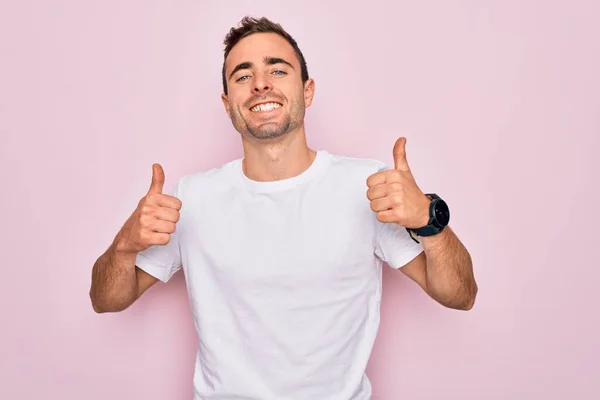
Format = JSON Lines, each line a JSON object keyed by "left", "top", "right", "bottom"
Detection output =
{"left": 221, "top": 16, "right": 309, "bottom": 95}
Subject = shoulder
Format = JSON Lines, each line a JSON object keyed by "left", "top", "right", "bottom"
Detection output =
{"left": 323, "top": 151, "right": 389, "bottom": 178}
{"left": 172, "top": 158, "right": 241, "bottom": 198}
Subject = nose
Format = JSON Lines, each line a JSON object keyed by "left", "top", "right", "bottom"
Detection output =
{"left": 252, "top": 73, "right": 272, "bottom": 94}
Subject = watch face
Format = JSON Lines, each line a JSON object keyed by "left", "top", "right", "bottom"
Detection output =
{"left": 433, "top": 200, "right": 450, "bottom": 227}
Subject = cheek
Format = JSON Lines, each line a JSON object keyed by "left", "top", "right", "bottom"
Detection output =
{"left": 225, "top": 89, "right": 245, "bottom": 108}
{"left": 231, "top": 98, "right": 246, "bottom": 113}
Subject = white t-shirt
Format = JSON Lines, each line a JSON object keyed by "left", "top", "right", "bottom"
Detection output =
{"left": 135, "top": 150, "right": 424, "bottom": 400}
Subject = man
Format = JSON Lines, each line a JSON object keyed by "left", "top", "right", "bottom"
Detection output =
{"left": 89, "top": 16, "right": 477, "bottom": 400}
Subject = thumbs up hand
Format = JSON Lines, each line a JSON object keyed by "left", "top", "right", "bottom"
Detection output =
{"left": 366, "top": 137, "right": 431, "bottom": 229}
{"left": 115, "top": 163, "right": 182, "bottom": 254}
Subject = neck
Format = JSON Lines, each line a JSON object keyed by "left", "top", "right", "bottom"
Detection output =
{"left": 240, "top": 127, "right": 316, "bottom": 182}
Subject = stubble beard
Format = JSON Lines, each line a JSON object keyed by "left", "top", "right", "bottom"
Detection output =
{"left": 230, "top": 98, "right": 305, "bottom": 141}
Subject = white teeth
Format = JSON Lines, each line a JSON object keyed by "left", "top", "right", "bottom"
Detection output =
{"left": 251, "top": 102, "right": 282, "bottom": 112}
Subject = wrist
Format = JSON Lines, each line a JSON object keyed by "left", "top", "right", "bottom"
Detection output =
{"left": 112, "top": 232, "right": 138, "bottom": 259}
{"left": 417, "top": 194, "right": 432, "bottom": 227}
{"left": 406, "top": 193, "right": 450, "bottom": 243}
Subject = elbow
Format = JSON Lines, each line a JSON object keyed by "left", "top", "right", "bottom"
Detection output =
{"left": 91, "top": 299, "right": 103, "bottom": 313}
{"left": 467, "top": 284, "right": 478, "bottom": 310}
{"left": 442, "top": 295, "right": 476, "bottom": 311}
{"left": 91, "top": 300, "right": 129, "bottom": 314}
{"left": 453, "top": 282, "right": 478, "bottom": 311}
{"left": 89, "top": 290, "right": 130, "bottom": 314}
{"left": 89, "top": 289, "right": 102, "bottom": 313}
{"left": 91, "top": 301, "right": 108, "bottom": 314}
{"left": 431, "top": 281, "right": 478, "bottom": 311}
{"left": 90, "top": 293, "right": 110, "bottom": 314}
{"left": 91, "top": 300, "right": 114, "bottom": 314}
{"left": 93, "top": 304, "right": 109, "bottom": 314}
{"left": 458, "top": 295, "right": 476, "bottom": 311}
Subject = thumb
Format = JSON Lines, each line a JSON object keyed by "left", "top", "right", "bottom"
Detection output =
{"left": 148, "top": 163, "right": 165, "bottom": 194}
{"left": 393, "top": 137, "right": 410, "bottom": 171}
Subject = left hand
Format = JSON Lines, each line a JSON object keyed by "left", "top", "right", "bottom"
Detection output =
{"left": 366, "top": 137, "right": 431, "bottom": 229}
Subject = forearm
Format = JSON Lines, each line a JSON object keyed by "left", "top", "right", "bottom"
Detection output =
{"left": 90, "top": 238, "right": 139, "bottom": 313}
{"left": 420, "top": 227, "right": 477, "bottom": 310}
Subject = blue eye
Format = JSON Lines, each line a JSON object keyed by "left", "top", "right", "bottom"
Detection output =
{"left": 237, "top": 75, "right": 250, "bottom": 82}
{"left": 273, "top": 70, "right": 286, "bottom": 75}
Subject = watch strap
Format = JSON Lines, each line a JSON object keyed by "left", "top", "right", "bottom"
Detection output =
{"left": 406, "top": 193, "right": 447, "bottom": 243}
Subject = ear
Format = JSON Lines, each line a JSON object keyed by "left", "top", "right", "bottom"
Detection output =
{"left": 221, "top": 93, "right": 231, "bottom": 116}
{"left": 303, "top": 78, "right": 315, "bottom": 108}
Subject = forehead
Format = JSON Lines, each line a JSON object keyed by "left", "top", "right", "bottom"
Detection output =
{"left": 225, "top": 32, "right": 298, "bottom": 73}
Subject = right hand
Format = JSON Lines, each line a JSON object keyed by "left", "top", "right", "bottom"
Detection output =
{"left": 115, "top": 163, "right": 182, "bottom": 254}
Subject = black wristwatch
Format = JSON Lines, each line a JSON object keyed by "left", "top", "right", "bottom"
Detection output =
{"left": 406, "top": 194, "right": 450, "bottom": 243}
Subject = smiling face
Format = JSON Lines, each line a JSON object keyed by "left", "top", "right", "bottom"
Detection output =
{"left": 221, "top": 32, "right": 314, "bottom": 141}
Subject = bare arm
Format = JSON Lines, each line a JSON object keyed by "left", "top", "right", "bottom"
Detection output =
{"left": 89, "top": 240, "right": 158, "bottom": 313}
{"left": 89, "top": 163, "right": 181, "bottom": 313}
{"left": 366, "top": 137, "right": 477, "bottom": 310}
{"left": 400, "top": 226, "right": 477, "bottom": 310}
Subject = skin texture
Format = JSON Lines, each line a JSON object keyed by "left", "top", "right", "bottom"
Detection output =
{"left": 89, "top": 164, "right": 180, "bottom": 312}
{"left": 367, "top": 137, "right": 477, "bottom": 310}
{"left": 90, "top": 30, "right": 477, "bottom": 313}
{"left": 220, "top": 32, "right": 317, "bottom": 183}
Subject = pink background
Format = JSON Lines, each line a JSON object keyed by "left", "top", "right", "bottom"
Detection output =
{"left": 1, "top": 1, "right": 599, "bottom": 399}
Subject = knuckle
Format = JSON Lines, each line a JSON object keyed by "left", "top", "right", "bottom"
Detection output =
{"left": 390, "top": 175, "right": 402, "bottom": 184}
{"left": 140, "top": 204, "right": 153, "bottom": 215}
{"left": 394, "top": 206, "right": 405, "bottom": 218}
{"left": 138, "top": 229, "right": 150, "bottom": 243}
{"left": 160, "top": 234, "right": 171, "bottom": 245}
{"left": 139, "top": 214, "right": 152, "bottom": 228}
{"left": 142, "top": 194, "right": 153, "bottom": 205}
{"left": 167, "top": 223, "right": 176, "bottom": 234}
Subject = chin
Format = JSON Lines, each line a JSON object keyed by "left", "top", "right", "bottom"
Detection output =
{"left": 248, "top": 127, "right": 288, "bottom": 140}
{"left": 245, "top": 113, "right": 290, "bottom": 135}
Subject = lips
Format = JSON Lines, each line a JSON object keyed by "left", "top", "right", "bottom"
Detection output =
{"left": 250, "top": 102, "right": 282, "bottom": 112}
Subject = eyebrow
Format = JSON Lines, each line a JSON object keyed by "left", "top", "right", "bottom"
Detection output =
{"left": 228, "top": 56, "right": 295, "bottom": 80}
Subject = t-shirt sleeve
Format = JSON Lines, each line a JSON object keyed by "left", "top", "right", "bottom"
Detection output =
{"left": 374, "top": 216, "right": 424, "bottom": 269}
{"left": 371, "top": 161, "right": 424, "bottom": 268}
{"left": 135, "top": 181, "right": 183, "bottom": 283}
